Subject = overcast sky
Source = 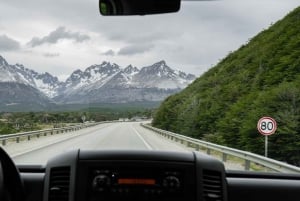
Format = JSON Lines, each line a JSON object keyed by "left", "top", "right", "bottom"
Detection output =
{"left": 0, "top": 0, "right": 299, "bottom": 81}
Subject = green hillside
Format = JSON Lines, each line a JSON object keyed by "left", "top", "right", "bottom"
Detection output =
{"left": 152, "top": 7, "right": 300, "bottom": 166}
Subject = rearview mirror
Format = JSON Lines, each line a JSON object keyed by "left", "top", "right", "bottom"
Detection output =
{"left": 99, "top": 0, "right": 181, "bottom": 15}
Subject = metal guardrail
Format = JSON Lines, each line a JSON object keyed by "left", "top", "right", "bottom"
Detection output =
{"left": 0, "top": 122, "right": 104, "bottom": 146}
{"left": 142, "top": 124, "right": 300, "bottom": 173}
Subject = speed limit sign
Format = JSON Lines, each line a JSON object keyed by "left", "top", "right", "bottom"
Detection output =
{"left": 257, "top": 117, "right": 277, "bottom": 136}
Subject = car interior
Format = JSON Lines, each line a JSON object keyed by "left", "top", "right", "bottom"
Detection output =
{"left": 1, "top": 1, "right": 300, "bottom": 201}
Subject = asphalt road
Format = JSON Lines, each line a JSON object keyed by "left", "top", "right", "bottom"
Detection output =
{"left": 1, "top": 122, "right": 243, "bottom": 170}
{"left": 4, "top": 122, "right": 188, "bottom": 165}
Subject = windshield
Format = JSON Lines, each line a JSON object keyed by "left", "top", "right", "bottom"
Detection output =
{"left": 0, "top": 0, "right": 299, "bottom": 173}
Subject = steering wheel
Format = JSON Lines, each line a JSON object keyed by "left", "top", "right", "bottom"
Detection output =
{"left": 0, "top": 147, "right": 25, "bottom": 201}
{"left": 0, "top": 161, "right": 3, "bottom": 200}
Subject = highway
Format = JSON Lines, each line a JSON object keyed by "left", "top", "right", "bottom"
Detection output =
{"left": 3, "top": 122, "right": 187, "bottom": 164}
{"left": 1, "top": 122, "right": 243, "bottom": 170}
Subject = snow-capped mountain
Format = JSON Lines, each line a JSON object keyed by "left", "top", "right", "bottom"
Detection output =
{"left": 123, "top": 65, "right": 139, "bottom": 75}
{"left": 63, "top": 62, "right": 121, "bottom": 91}
{"left": 0, "top": 56, "right": 55, "bottom": 110}
{"left": 0, "top": 55, "right": 196, "bottom": 106}
{"left": 62, "top": 60, "right": 195, "bottom": 92}
{"left": 132, "top": 60, "right": 195, "bottom": 89}
{"left": 55, "top": 60, "right": 196, "bottom": 104}
{"left": 0, "top": 55, "right": 62, "bottom": 98}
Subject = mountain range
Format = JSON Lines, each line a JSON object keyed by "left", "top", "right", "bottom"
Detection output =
{"left": 0, "top": 55, "right": 195, "bottom": 111}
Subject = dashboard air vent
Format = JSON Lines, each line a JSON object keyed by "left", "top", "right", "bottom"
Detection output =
{"left": 49, "top": 167, "right": 71, "bottom": 201}
{"left": 203, "top": 170, "right": 223, "bottom": 201}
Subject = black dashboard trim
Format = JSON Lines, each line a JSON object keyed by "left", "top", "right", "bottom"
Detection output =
{"left": 78, "top": 150, "right": 195, "bottom": 162}
{"left": 226, "top": 170, "right": 300, "bottom": 180}
{"left": 17, "top": 150, "right": 300, "bottom": 201}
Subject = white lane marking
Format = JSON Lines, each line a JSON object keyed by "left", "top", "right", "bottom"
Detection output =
{"left": 131, "top": 125, "right": 153, "bottom": 150}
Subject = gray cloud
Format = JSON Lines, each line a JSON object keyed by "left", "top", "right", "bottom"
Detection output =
{"left": 0, "top": 35, "right": 20, "bottom": 51}
{"left": 101, "top": 49, "right": 115, "bottom": 56}
{"left": 1, "top": 0, "right": 299, "bottom": 76}
{"left": 107, "top": 31, "right": 179, "bottom": 44}
{"left": 28, "top": 26, "right": 90, "bottom": 47}
{"left": 118, "top": 44, "right": 154, "bottom": 56}
{"left": 43, "top": 52, "right": 60, "bottom": 57}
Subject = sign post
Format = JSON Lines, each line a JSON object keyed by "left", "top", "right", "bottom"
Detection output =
{"left": 265, "top": 135, "right": 268, "bottom": 158}
{"left": 257, "top": 117, "right": 277, "bottom": 157}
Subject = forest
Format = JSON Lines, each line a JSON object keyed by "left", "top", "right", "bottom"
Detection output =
{"left": 152, "top": 7, "right": 300, "bottom": 166}
{"left": 0, "top": 107, "right": 153, "bottom": 135}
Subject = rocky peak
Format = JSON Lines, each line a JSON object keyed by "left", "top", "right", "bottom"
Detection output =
{"left": 36, "top": 72, "right": 60, "bottom": 85}
{"left": 0, "top": 55, "right": 8, "bottom": 66}
{"left": 66, "top": 69, "right": 83, "bottom": 83}
{"left": 85, "top": 62, "right": 120, "bottom": 76}
{"left": 123, "top": 65, "right": 139, "bottom": 74}
{"left": 139, "top": 60, "right": 174, "bottom": 77}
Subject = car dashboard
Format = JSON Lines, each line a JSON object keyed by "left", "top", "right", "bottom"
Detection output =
{"left": 43, "top": 150, "right": 226, "bottom": 201}
{"left": 14, "top": 150, "right": 300, "bottom": 201}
